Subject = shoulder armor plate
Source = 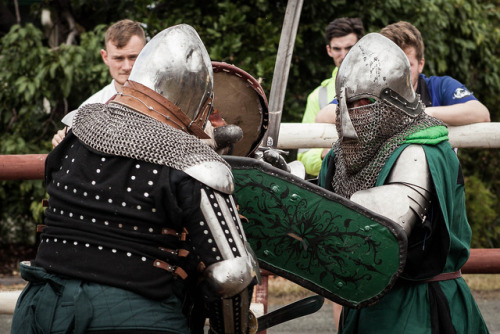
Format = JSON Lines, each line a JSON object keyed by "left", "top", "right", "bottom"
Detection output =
{"left": 183, "top": 161, "right": 234, "bottom": 194}
{"left": 387, "top": 144, "right": 431, "bottom": 187}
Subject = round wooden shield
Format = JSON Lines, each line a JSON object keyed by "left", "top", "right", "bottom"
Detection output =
{"left": 212, "top": 61, "right": 269, "bottom": 157}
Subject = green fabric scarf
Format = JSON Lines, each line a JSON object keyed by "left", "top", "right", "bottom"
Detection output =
{"left": 403, "top": 125, "right": 448, "bottom": 145}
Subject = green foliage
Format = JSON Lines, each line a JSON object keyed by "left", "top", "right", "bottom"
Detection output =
{"left": 1, "top": 0, "right": 499, "bottom": 248}
{"left": 465, "top": 173, "right": 500, "bottom": 248}
{"left": 0, "top": 22, "right": 108, "bottom": 245}
{"left": 460, "top": 148, "right": 500, "bottom": 247}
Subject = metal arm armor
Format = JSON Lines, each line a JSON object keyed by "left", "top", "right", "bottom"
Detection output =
{"left": 350, "top": 145, "right": 433, "bottom": 236}
{"left": 198, "top": 186, "right": 259, "bottom": 333}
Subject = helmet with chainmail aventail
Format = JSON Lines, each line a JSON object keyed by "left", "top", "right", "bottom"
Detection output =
{"left": 332, "top": 33, "right": 443, "bottom": 198}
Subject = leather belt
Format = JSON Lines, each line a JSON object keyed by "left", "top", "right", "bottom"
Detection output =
{"left": 423, "top": 270, "right": 462, "bottom": 282}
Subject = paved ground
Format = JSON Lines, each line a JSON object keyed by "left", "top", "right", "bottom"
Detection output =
{"left": 1, "top": 280, "right": 499, "bottom": 334}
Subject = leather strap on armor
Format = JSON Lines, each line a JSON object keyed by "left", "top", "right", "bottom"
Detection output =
{"left": 153, "top": 259, "right": 188, "bottom": 279}
{"left": 158, "top": 247, "right": 190, "bottom": 257}
{"left": 161, "top": 227, "right": 188, "bottom": 241}
{"left": 112, "top": 80, "right": 211, "bottom": 139}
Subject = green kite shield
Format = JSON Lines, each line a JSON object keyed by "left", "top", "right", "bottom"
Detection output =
{"left": 224, "top": 156, "right": 407, "bottom": 309}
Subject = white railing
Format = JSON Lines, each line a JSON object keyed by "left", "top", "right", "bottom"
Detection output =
{"left": 277, "top": 122, "right": 500, "bottom": 149}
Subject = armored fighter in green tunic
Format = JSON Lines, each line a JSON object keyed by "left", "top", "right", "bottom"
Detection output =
{"left": 318, "top": 33, "right": 488, "bottom": 333}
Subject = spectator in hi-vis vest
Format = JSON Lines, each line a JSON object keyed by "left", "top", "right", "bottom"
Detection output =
{"left": 298, "top": 18, "right": 365, "bottom": 177}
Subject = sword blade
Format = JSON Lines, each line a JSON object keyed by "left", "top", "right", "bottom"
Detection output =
{"left": 262, "top": 0, "right": 304, "bottom": 149}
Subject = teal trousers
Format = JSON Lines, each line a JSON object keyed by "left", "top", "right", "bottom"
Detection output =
{"left": 11, "top": 262, "right": 190, "bottom": 334}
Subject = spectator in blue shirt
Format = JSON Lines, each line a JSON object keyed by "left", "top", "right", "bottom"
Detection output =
{"left": 318, "top": 21, "right": 490, "bottom": 126}
{"left": 380, "top": 21, "right": 490, "bottom": 125}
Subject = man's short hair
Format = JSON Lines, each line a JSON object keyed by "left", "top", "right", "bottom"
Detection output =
{"left": 105, "top": 19, "right": 146, "bottom": 49}
{"left": 325, "top": 17, "right": 365, "bottom": 44}
{"left": 380, "top": 21, "right": 425, "bottom": 61}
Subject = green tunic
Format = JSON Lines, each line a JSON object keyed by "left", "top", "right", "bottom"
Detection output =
{"left": 319, "top": 140, "right": 488, "bottom": 334}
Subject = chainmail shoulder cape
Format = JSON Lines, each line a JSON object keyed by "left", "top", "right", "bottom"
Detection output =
{"left": 72, "top": 103, "right": 230, "bottom": 173}
{"left": 332, "top": 104, "right": 444, "bottom": 199}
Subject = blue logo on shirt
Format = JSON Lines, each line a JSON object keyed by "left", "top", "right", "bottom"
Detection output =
{"left": 453, "top": 88, "right": 472, "bottom": 99}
